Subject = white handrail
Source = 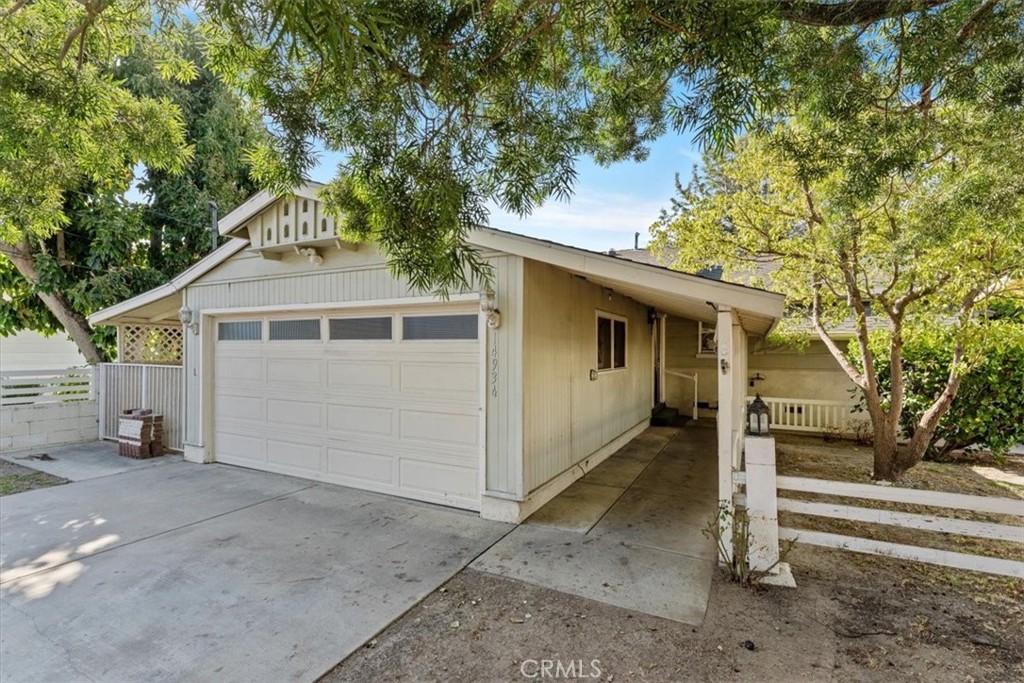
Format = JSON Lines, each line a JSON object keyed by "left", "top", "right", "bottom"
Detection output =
{"left": 665, "top": 368, "right": 698, "bottom": 420}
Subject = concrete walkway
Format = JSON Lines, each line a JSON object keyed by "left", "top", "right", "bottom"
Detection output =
{"left": 1, "top": 440, "right": 176, "bottom": 481}
{"left": 1, "top": 443, "right": 511, "bottom": 683}
{"left": 473, "top": 423, "right": 718, "bottom": 624}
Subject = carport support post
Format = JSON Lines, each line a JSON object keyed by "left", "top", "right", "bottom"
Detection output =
{"left": 715, "top": 307, "right": 738, "bottom": 565}
{"left": 744, "top": 435, "right": 779, "bottom": 571}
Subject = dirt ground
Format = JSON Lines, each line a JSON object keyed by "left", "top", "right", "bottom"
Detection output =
{"left": 324, "top": 437, "right": 1023, "bottom": 683}
{"left": 323, "top": 550, "right": 1022, "bottom": 683}
{"left": 0, "top": 458, "right": 66, "bottom": 496}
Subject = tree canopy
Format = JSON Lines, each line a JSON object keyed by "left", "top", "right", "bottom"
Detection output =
{"left": 201, "top": 0, "right": 1024, "bottom": 290}
{"left": 651, "top": 94, "right": 1024, "bottom": 477}
{"left": 0, "top": 6, "right": 260, "bottom": 361}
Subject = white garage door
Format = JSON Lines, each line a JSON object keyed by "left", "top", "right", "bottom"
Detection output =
{"left": 212, "top": 305, "right": 481, "bottom": 510}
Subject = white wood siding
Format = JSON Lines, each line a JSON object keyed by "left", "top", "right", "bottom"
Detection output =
{"left": 521, "top": 259, "right": 653, "bottom": 493}
{"left": 484, "top": 255, "right": 524, "bottom": 497}
{"left": 181, "top": 243, "right": 524, "bottom": 501}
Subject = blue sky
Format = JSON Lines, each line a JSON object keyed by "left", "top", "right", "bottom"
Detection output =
{"left": 306, "top": 134, "right": 703, "bottom": 253}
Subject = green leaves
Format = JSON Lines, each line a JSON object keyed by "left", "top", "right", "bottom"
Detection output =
{"left": 0, "top": 0, "right": 192, "bottom": 244}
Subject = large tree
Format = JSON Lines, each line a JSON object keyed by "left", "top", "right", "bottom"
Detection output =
{"left": 201, "top": 0, "right": 1023, "bottom": 290}
{"left": 651, "top": 106, "right": 1024, "bottom": 479}
{"left": 0, "top": 7, "right": 260, "bottom": 361}
{"left": 0, "top": 0, "right": 192, "bottom": 362}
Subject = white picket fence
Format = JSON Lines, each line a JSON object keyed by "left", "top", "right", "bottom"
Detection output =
{"left": 748, "top": 395, "right": 860, "bottom": 434}
{"left": 96, "top": 363, "right": 184, "bottom": 451}
{"left": 0, "top": 368, "right": 95, "bottom": 406}
{"left": 734, "top": 471, "right": 1024, "bottom": 578}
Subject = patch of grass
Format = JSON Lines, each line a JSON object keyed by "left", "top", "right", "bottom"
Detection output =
{"left": 0, "top": 461, "right": 67, "bottom": 495}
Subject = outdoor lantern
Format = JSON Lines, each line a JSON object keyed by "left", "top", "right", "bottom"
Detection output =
{"left": 747, "top": 394, "right": 771, "bottom": 435}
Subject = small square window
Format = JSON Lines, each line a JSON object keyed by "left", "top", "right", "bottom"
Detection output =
{"left": 218, "top": 320, "right": 261, "bottom": 341}
{"left": 597, "top": 314, "right": 626, "bottom": 370}
{"left": 329, "top": 316, "right": 392, "bottom": 340}
{"left": 269, "top": 319, "right": 321, "bottom": 341}
{"left": 698, "top": 322, "right": 717, "bottom": 356}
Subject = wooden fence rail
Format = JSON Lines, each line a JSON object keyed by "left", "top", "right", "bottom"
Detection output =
{"left": 734, "top": 471, "right": 1024, "bottom": 578}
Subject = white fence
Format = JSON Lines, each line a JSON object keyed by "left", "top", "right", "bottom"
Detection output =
{"left": 97, "top": 363, "right": 184, "bottom": 451}
{"left": 735, "top": 470, "right": 1024, "bottom": 578}
{"left": 748, "top": 395, "right": 860, "bottom": 434}
{"left": 1, "top": 368, "right": 94, "bottom": 406}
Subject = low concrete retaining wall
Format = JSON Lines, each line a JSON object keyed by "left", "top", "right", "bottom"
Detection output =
{"left": 0, "top": 400, "right": 99, "bottom": 452}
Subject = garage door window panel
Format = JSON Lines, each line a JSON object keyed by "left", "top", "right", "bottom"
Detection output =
{"left": 218, "top": 320, "right": 262, "bottom": 341}
{"left": 269, "top": 319, "right": 321, "bottom": 341}
{"left": 329, "top": 316, "right": 393, "bottom": 341}
{"left": 402, "top": 314, "right": 478, "bottom": 340}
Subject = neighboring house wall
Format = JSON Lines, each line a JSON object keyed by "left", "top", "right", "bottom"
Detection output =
{"left": 664, "top": 316, "right": 858, "bottom": 411}
{"left": 0, "top": 330, "right": 86, "bottom": 371}
{"left": 0, "top": 401, "right": 99, "bottom": 452}
{"left": 521, "top": 259, "right": 653, "bottom": 493}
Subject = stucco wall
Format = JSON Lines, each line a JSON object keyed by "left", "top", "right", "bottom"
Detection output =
{"left": 521, "top": 259, "right": 653, "bottom": 493}
{"left": 0, "top": 401, "right": 99, "bottom": 452}
{"left": 664, "top": 316, "right": 858, "bottom": 413}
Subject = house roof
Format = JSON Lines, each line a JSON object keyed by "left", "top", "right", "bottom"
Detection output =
{"left": 91, "top": 189, "right": 785, "bottom": 335}
{"left": 88, "top": 240, "right": 248, "bottom": 325}
{"left": 217, "top": 181, "right": 324, "bottom": 237}
{"left": 468, "top": 228, "right": 784, "bottom": 334}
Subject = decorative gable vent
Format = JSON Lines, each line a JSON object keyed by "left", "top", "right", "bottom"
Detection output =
{"left": 241, "top": 194, "right": 356, "bottom": 262}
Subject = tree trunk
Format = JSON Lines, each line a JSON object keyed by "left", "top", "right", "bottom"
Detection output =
{"left": 0, "top": 238, "right": 108, "bottom": 364}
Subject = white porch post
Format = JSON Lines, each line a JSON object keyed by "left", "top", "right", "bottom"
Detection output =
{"left": 658, "top": 313, "right": 667, "bottom": 405}
{"left": 716, "top": 307, "right": 737, "bottom": 563}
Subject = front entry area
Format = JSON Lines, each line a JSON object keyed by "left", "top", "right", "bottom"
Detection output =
{"left": 212, "top": 304, "right": 482, "bottom": 510}
{"left": 472, "top": 422, "right": 719, "bottom": 624}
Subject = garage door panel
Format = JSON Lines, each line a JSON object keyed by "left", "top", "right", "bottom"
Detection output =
{"left": 266, "top": 397, "right": 324, "bottom": 429}
{"left": 326, "top": 447, "right": 395, "bottom": 485}
{"left": 267, "top": 438, "right": 322, "bottom": 474}
{"left": 217, "top": 357, "right": 264, "bottom": 383}
{"left": 399, "top": 459, "right": 478, "bottom": 500}
{"left": 400, "top": 361, "right": 478, "bottom": 398}
{"left": 327, "top": 360, "right": 394, "bottom": 389}
{"left": 267, "top": 358, "right": 323, "bottom": 386}
{"left": 216, "top": 431, "right": 266, "bottom": 465}
{"left": 215, "top": 306, "right": 480, "bottom": 510}
{"left": 215, "top": 393, "right": 264, "bottom": 422}
{"left": 326, "top": 404, "right": 394, "bottom": 437}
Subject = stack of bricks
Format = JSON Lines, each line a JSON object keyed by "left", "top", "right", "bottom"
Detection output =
{"left": 117, "top": 409, "right": 165, "bottom": 458}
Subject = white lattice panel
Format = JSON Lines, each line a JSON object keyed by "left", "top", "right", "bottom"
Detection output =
{"left": 120, "top": 325, "right": 183, "bottom": 365}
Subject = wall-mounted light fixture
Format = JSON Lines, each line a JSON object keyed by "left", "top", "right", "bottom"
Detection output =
{"left": 481, "top": 287, "right": 501, "bottom": 329}
{"left": 178, "top": 307, "right": 199, "bottom": 335}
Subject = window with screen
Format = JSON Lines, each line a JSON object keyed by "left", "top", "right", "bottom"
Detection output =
{"left": 597, "top": 314, "right": 626, "bottom": 370}
{"left": 269, "top": 319, "right": 321, "bottom": 341}
{"left": 329, "top": 316, "right": 393, "bottom": 340}
{"left": 402, "top": 314, "right": 478, "bottom": 340}
{"left": 218, "top": 320, "right": 261, "bottom": 341}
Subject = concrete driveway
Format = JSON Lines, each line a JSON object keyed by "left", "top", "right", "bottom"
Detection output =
{"left": 0, "top": 445, "right": 510, "bottom": 682}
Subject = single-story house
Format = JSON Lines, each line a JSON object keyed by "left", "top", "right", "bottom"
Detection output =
{"left": 90, "top": 184, "right": 786, "bottom": 522}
